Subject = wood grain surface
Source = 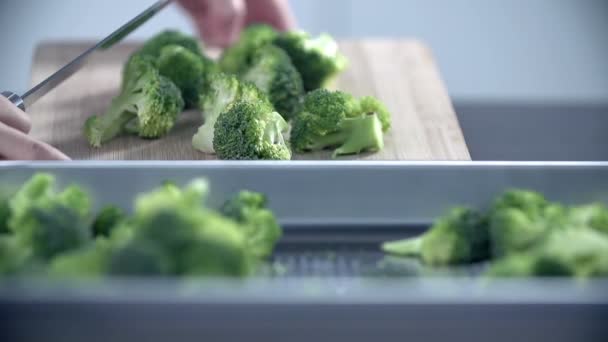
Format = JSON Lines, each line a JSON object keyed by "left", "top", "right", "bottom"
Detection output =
{"left": 28, "top": 40, "right": 470, "bottom": 161}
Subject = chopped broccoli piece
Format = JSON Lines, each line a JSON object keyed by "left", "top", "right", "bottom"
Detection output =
{"left": 0, "top": 236, "right": 31, "bottom": 276}
{"left": 107, "top": 180, "right": 252, "bottom": 277}
{"left": 242, "top": 45, "right": 305, "bottom": 120}
{"left": 358, "top": 96, "right": 392, "bottom": 132}
{"left": 219, "top": 24, "right": 279, "bottom": 75}
{"left": 568, "top": 204, "right": 608, "bottom": 235}
{"left": 50, "top": 238, "right": 114, "bottom": 278}
{"left": 214, "top": 101, "right": 291, "bottom": 160}
{"left": 8, "top": 174, "right": 91, "bottom": 260}
{"left": 157, "top": 45, "right": 212, "bottom": 109}
{"left": 290, "top": 89, "right": 384, "bottom": 158}
{"left": 221, "top": 191, "right": 283, "bottom": 259}
{"left": 137, "top": 30, "right": 203, "bottom": 59}
{"left": 85, "top": 56, "right": 184, "bottom": 147}
{"left": 382, "top": 208, "right": 490, "bottom": 266}
{"left": 192, "top": 73, "right": 264, "bottom": 154}
{"left": 273, "top": 31, "right": 347, "bottom": 91}
{"left": 91, "top": 205, "right": 126, "bottom": 238}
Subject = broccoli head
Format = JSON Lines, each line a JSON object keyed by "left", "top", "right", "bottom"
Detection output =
{"left": 242, "top": 45, "right": 305, "bottom": 120}
{"left": 214, "top": 101, "right": 291, "bottom": 160}
{"left": 137, "top": 30, "right": 203, "bottom": 59}
{"left": 8, "top": 174, "right": 91, "bottom": 260}
{"left": 106, "top": 180, "right": 253, "bottom": 277}
{"left": 49, "top": 238, "right": 115, "bottom": 278}
{"left": 290, "top": 89, "right": 384, "bottom": 158}
{"left": 568, "top": 204, "right": 608, "bottom": 235}
{"left": 382, "top": 207, "right": 490, "bottom": 266}
{"left": 219, "top": 24, "right": 279, "bottom": 75}
{"left": 91, "top": 205, "right": 126, "bottom": 238}
{"left": 221, "top": 191, "right": 283, "bottom": 259}
{"left": 273, "top": 31, "right": 347, "bottom": 91}
{"left": 85, "top": 56, "right": 184, "bottom": 147}
{"left": 157, "top": 45, "right": 213, "bottom": 109}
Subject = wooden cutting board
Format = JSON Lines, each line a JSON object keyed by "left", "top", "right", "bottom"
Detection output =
{"left": 28, "top": 40, "right": 470, "bottom": 161}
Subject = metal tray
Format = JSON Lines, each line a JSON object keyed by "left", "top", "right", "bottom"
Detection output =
{"left": 1, "top": 161, "right": 608, "bottom": 342}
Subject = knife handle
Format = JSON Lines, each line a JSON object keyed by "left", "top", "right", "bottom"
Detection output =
{"left": 0, "top": 93, "right": 31, "bottom": 133}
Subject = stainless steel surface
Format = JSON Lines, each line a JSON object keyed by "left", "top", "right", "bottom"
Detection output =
{"left": 1, "top": 0, "right": 172, "bottom": 111}
{"left": 0, "top": 91, "right": 24, "bottom": 111}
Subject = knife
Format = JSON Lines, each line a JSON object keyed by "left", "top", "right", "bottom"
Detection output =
{"left": 1, "top": 0, "right": 173, "bottom": 112}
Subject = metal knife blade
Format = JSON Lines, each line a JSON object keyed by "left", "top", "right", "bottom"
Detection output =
{"left": 2, "top": 0, "right": 172, "bottom": 111}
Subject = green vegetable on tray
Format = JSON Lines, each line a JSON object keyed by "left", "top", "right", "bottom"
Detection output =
{"left": 382, "top": 189, "right": 608, "bottom": 278}
{"left": 0, "top": 173, "right": 283, "bottom": 279}
{"left": 84, "top": 26, "right": 392, "bottom": 160}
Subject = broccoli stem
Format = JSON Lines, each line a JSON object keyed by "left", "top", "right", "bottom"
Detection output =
{"left": 382, "top": 236, "right": 423, "bottom": 256}
{"left": 85, "top": 95, "right": 137, "bottom": 147}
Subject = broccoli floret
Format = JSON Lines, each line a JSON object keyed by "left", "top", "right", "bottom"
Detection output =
{"left": 290, "top": 89, "right": 384, "bottom": 158}
{"left": 49, "top": 238, "right": 114, "bottom": 278}
{"left": 91, "top": 205, "right": 126, "bottom": 238}
{"left": 487, "top": 228, "right": 608, "bottom": 278}
{"left": 0, "top": 236, "right": 31, "bottom": 276}
{"left": 137, "top": 30, "right": 203, "bottom": 59}
{"left": 242, "top": 45, "right": 305, "bottom": 120}
{"left": 220, "top": 24, "right": 279, "bottom": 75}
{"left": 8, "top": 174, "right": 91, "bottom": 260}
{"left": 221, "top": 191, "right": 283, "bottom": 259}
{"left": 568, "top": 204, "right": 608, "bottom": 235}
{"left": 214, "top": 101, "right": 291, "bottom": 160}
{"left": 192, "top": 73, "right": 242, "bottom": 154}
{"left": 157, "top": 45, "right": 213, "bottom": 109}
{"left": 382, "top": 208, "right": 490, "bottom": 266}
{"left": 358, "top": 96, "right": 391, "bottom": 132}
{"left": 273, "top": 31, "right": 347, "bottom": 91}
{"left": 85, "top": 56, "right": 184, "bottom": 147}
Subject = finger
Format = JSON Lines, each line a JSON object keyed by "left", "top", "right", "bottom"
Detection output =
{"left": 0, "top": 121, "right": 70, "bottom": 161}
{"left": 0, "top": 95, "right": 32, "bottom": 134}
{"left": 245, "top": 0, "right": 297, "bottom": 31}
{"left": 202, "top": 0, "right": 246, "bottom": 48}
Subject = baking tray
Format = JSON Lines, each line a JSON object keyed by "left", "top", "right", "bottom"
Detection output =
{"left": 1, "top": 161, "right": 608, "bottom": 342}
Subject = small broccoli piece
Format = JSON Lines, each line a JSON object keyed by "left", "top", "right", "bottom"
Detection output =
{"left": 242, "top": 45, "right": 305, "bottom": 119}
{"left": 382, "top": 208, "right": 490, "bottom": 266}
{"left": 220, "top": 24, "right": 279, "bottom": 75}
{"left": 137, "top": 30, "right": 203, "bottom": 59}
{"left": 273, "top": 31, "right": 347, "bottom": 91}
{"left": 157, "top": 45, "right": 212, "bottom": 109}
{"left": 358, "top": 96, "right": 391, "bottom": 132}
{"left": 193, "top": 76, "right": 273, "bottom": 155}
{"left": 106, "top": 180, "right": 253, "bottom": 277}
{"left": 221, "top": 191, "right": 283, "bottom": 259}
{"left": 488, "top": 190, "right": 568, "bottom": 257}
{"left": 91, "top": 205, "right": 126, "bottom": 238}
{"left": 290, "top": 89, "right": 384, "bottom": 158}
{"left": 85, "top": 56, "right": 184, "bottom": 147}
{"left": 214, "top": 101, "right": 291, "bottom": 160}
{"left": 8, "top": 174, "right": 91, "bottom": 260}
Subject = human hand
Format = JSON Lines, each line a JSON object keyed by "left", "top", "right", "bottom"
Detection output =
{"left": 0, "top": 96, "right": 70, "bottom": 160}
{"left": 178, "top": 0, "right": 296, "bottom": 48}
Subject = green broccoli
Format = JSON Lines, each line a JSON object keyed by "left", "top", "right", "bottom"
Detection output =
{"left": 8, "top": 174, "right": 91, "bottom": 260}
{"left": 214, "top": 101, "right": 291, "bottom": 160}
{"left": 220, "top": 24, "right": 279, "bottom": 75}
{"left": 221, "top": 191, "right": 283, "bottom": 259}
{"left": 242, "top": 45, "right": 305, "bottom": 120}
{"left": 0, "top": 236, "right": 31, "bottom": 276}
{"left": 192, "top": 73, "right": 271, "bottom": 154}
{"left": 157, "top": 45, "right": 214, "bottom": 109}
{"left": 91, "top": 205, "right": 126, "bottom": 238}
{"left": 0, "top": 195, "right": 10, "bottom": 234}
{"left": 137, "top": 30, "right": 203, "bottom": 59}
{"left": 106, "top": 180, "right": 252, "bottom": 277}
{"left": 488, "top": 190, "right": 568, "bottom": 257}
{"left": 85, "top": 56, "right": 184, "bottom": 147}
{"left": 382, "top": 207, "right": 490, "bottom": 266}
{"left": 49, "top": 238, "right": 114, "bottom": 278}
{"left": 290, "top": 89, "right": 385, "bottom": 158}
{"left": 487, "top": 228, "right": 608, "bottom": 278}
{"left": 568, "top": 204, "right": 608, "bottom": 235}
{"left": 358, "top": 96, "right": 392, "bottom": 132}
{"left": 273, "top": 31, "right": 348, "bottom": 91}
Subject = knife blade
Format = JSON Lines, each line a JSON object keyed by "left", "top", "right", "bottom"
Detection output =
{"left": 1, "top": 0, "right": 173, "bottom": 111}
